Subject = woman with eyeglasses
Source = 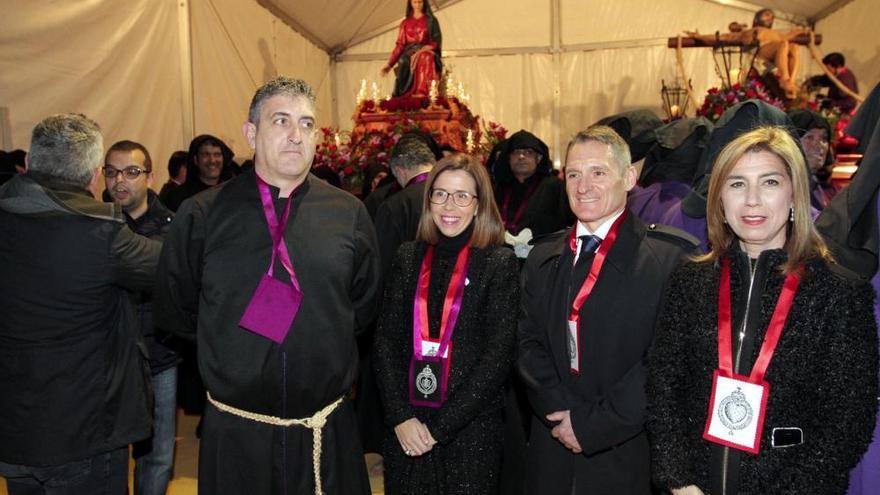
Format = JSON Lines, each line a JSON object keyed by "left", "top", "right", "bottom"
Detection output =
{"left": 646, "top": 127, "right": 878, "bottom": 495}
{"left": 374, "top": 154, "right": 519, "bottom": 494}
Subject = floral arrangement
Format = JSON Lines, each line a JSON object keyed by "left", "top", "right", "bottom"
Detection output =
{"left": 313, "top": 117, "right": 509, "bottom": 194}
{"left": 696, "top": 77, "right": 785, "bottom": 122}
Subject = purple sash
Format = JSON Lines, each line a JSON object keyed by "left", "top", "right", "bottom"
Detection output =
{"left": 238, "top": 175, "right": 304, "bottom": 344}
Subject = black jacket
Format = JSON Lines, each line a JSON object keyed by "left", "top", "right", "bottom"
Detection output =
{"left": 517, "top": 213, "right": 697, "bottom": 495}
{"left": 0, "top": 174, "right": 160, "bottom": 465}
{"left": 127, "top": 192, "right": 180, "bottom": 374}
{"left": 647, "top": 250, "right": 879, "bottom": 495}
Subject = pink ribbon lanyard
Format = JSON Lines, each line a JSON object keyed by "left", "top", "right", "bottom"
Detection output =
{"left": 256, "top": 174, "right": 300, "bottom": 290}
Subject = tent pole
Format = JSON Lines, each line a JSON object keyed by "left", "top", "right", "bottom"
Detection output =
{"left": 551, "top": 0, "right": 562, "bottom": 170}
{"left": 330, "top": 59, "right": 339, "bottom": 128}
{"left": 178, "top": 0, "right": 195, "bottom": 141}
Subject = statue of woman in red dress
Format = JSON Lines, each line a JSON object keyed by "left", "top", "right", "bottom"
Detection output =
{"left": 381, "top": 0, "right": 442, "bottom": 98}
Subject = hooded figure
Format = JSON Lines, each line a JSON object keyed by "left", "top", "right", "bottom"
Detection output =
{"left": 595, "top": 109, "right": 664, "bottom": 163}
{"left": 789, "top": 109, "right": 838, "bottom": 207}
{"left": 493, "top": 130, "right": 572, "bottom": 238}
{"left": 815, "top": 83, "right": 880, "bottom": 495}
{"left": 163, "top": 134, "right": 236, "bottom": 212}
{"left": 661, "top": 100, "right": 800, "bottom": 250}
{"left": 628, "top": 117, "right": 713, "bottom": 224}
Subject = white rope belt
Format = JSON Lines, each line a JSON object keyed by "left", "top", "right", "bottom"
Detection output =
{"left": 206, "top": 392, "right": 344, "bottom": 495}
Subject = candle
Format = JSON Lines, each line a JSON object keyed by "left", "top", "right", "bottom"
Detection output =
{"left": 334, "top": 132, "right": 341, "bottom": 149}
{"left": 670, "top": 104, "right": 681, "bottom": 118}
{"left": 466, "top": 129, "right": 474, "bottom": 153}
{"left": 728, "top": 68, "right": 741, "bottom": 84}
{"left": 371, "top": 82, "right": 379, "bottom": 102}
{"left": 429, "top": 80, "right": 438, "bottom": 104}
{"left": 357, "top": 79, "right": 367, "bottom": 104}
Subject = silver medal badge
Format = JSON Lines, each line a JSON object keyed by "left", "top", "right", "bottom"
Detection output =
{"left": 416, "top": 365, "right": 438, "bottom": 398}
{"left": 718, "top": 387, "right": 754, "bottom": 432}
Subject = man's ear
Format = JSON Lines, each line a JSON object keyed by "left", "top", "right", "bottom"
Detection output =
{"left": 243, "top": 121, "right": 257, "bottom": 149}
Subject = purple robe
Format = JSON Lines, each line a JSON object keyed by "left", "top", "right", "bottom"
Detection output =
{"left": 658, "top": 201, "right": 708, "bottom": 253}
{"left": 845, "top": 198, "right": 880, "bottom": 495}
{"left": 628, "top": 181, "right": 692, "bottom": 225}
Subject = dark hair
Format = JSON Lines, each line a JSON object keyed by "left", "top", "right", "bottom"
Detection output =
{"left": 105, "top": 140, "right": 152, "bottom": 172}
{"left": 416, "top": 154, "right": 505, "bottom": 248}
{"left": 822, "top": 52, "right": 845, "bottom": 68}
{"left": 248, "top": 76, "right": 315, "bottom": 124}
{"left": 405, "top": 0, "right": 432, "bottom": 18}
{"left": 167, "top": 150, "right": 188, "bottom": 177}
{"left": 752, "top": 8, "right": 774, "bottom": 28}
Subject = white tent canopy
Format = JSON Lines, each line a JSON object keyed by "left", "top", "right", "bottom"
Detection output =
{"left": 1, "top": 0, "right": 877, "bottom": 186}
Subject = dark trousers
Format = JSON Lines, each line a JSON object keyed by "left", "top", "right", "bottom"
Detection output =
{"left": 0, "top": 447, "right": 128, "bottom": 495}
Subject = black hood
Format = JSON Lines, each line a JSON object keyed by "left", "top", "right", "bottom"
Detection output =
{"left": 595, "top": 109, "right": 664, "bottom": 162}
{"left": 185, "top": 134, "right": 236, "bottom": 186}
{"left": 640, "top": 117, "right": 713, "bottom": 186}
{"left": 681, "top": 100, "right": 798, "bottom": 217}
{"left": 788, "top": 109, "right": 834, "bottom": 168}
{"left": 816, "top": 83, "right": 880, "bottom": 277}
{"left": 493, "top": 130, "right": 552, "bottom": 184}
{"left": 846, "top": 83, "right": 880, "bottom": 154}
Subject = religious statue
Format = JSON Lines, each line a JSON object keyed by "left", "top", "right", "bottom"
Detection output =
{"left": 686, "top": 8, "right": 809, "bottom": 99}
{"left": 380, "top": 0, "right": 442, "bottom": 98}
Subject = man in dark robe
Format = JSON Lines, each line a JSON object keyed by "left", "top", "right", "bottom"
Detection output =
{"left": 628, "top": 117, "right": 713, "bottom": 224}
{"left": 374, "top": 133, "right": 436, "bottom": 275}
{"left": 518, "top": 125, "right": 697, "bottom": 495}
{"left": 815, "top": 84, "right": 880, "bottom": 495}
{"left": 493, "top": 130, "right": 572, "bottom": 256}
{"left": 162, "top": 134, "right": 236, "bottom": 212}
{"left": 155, "top": 76, "right": 381, "bottom": 495}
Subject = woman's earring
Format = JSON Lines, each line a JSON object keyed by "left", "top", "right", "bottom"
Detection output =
{"left": 789, "top": 207, "right": 794, "bottom": 222}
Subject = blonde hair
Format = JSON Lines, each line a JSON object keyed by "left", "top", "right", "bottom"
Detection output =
{"left": 416, "top": 154, "right": 505, "bottom": 248}
{"left": 698, "top": 126, "right": 830, "bottom": 272}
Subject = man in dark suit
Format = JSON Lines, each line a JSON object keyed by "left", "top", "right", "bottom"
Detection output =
{"left": 518, "top": 125, "right": 697, "bottom": 495}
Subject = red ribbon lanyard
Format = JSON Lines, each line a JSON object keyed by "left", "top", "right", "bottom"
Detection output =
{"left": 256, "top": 174, "right": 300, "bottom": 290}
{"left": 501, "top": 177, "right": 541, "bottom": 233}
{"left": 568, "top": 211, "right": 627, "bottom": 322}
{"left": 718, "top": 257, "right": 800, "bottom": 382}
{"left": 412, "top": 243, "right": 470, "bottom": 359}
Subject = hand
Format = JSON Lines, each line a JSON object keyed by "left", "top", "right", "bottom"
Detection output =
{"left": 394, "top": 418, "right": 436, "bottom": 456}
{"left": 380, "top": 66, "right": 391, "bottom": 76}
{"left": 546, "top": 410, "right": 582, "bottom": 453}
{"left": 672, "top": 486, "right": 705, "bottom": 495}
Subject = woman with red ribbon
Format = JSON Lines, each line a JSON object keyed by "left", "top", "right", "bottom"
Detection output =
{"left": 374, "top": 154, "right": 519, "bottom": 494}
{"left": 381, "top": 0, "right": 442, "bottom": 98}
{"left": 647, "top": 127, "right": 878, "bottom": 495}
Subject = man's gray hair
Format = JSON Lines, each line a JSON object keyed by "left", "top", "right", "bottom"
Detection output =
{"left": 390, "top": 135, "right": 436, "bottom": 171}
{"left": 28, "top": 113, "right": 103, "bottom": 186}
{"left": 566, "top": 125, "right": 631, "bottom": 174}
{"left": 248, "top": 76, "right": 316, "bottom": 124}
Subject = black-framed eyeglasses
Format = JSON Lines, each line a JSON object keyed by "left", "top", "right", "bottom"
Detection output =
{"left": 102, "top": 166, "right": 150, "bottom": 180}
{"left": 429, "top": 188, "right": 477, "bottom": 207}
